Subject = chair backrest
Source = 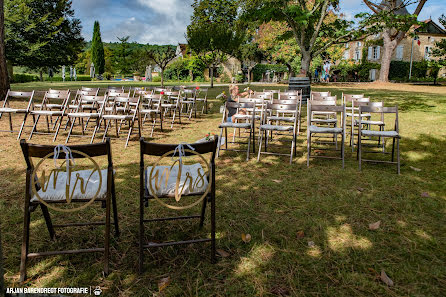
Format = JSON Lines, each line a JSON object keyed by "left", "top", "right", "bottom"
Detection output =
{"left": 108, "top": 86, "right": 124, "bottom": 91}
{"left": 39, "top": 91, "right": 70, "bottom": 110}
{"left": 223, "top": 101, "right": 256, "bottom": 122}
{"left": 132, "top": 87, "right": 145, "bottom": 97}
{"left": 308, "top": 103, "right": 346, "bottom": 127}
{"left": 279, "top": 93, "right": 300, "bottom": 100}
{"left": 311, "top": 91, "right": 331, "bottom": 100}
{"left": 265, "top": 102, "right": 299, "bottom": 117}
{"left": 81, "top": 87, "right": 100, "bottom": 93}
{"left": 360, "top": 104, "right": 398, "bottom": 131}
{"left": 108, "top": 91, "right": 130, "bottom": 99}
{"left": 342, "top": 93, "right": 364, "bottom": 104}
{"left": 2, "top": 90, "right": 35, "bottom": 110}
{"left": 142, "top": 94, "right": 162, "bottom": 111}
{"left": 20, "top": 139, "right": 113, "bottom": 210}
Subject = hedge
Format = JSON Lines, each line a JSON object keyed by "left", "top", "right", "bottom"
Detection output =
{"left": 389, "top": 61, "right": 428, "bottom": 80}
{"left": 44, "top": 75, "right": 92, "bottom": 82}
{"left": 12, "top": 74, "right": 39, "bottom": 83}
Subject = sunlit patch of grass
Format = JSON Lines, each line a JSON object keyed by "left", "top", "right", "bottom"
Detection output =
{"left": 326, "top": 224, "right": 372, "bottom": 252}
{"left": 236, "top": 244, "right": 275, "bottom": 276}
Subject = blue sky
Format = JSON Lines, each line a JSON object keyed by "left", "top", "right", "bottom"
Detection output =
{"left": 71, "top": 0, "right": 446, "bottom": 45}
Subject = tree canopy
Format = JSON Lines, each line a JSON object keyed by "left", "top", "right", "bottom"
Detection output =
{"left": 91, "top": 21, "right": 105, "bottom": 76}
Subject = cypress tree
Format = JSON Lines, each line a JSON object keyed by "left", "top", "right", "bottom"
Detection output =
{"left": 91, "top": 21, "right": 105, "bottom": 75}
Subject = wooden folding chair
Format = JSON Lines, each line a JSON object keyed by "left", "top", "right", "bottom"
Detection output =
{"left": 181, "top": 89, "right": 197, "bottom": 119}
{"left": 101, "top": 96, "right": 141, "bottom": 147}
{"left": 28, "top": 91, "right": 70, "bottom": 142}
{"left": 310, "top": 91, "right": 331, "bottom": 100}
{"left": 257, "top": 102, "right": 300, "bottom": 164}
{"left": 0, "top": 90, "right": 35, "bottom": 140}
{"left": 139, "top": 137, "right": 218, "bottom": 273}
{"left": 195, "top": 88, "right": 208, "bottom": 114}
{"left": 19, "top": 139, "right": 119, "bottom": 282}
{"left": 358, "top": 104, "right": 401, "bottom": 174}
{"left": 217, "top": 101, "right": 256, "bottom": 161}
{"left": 140, "top": 94, "right": 163, "bottom": 137}
{"left": 307, "top": 103, "right": 346, "bottom": 168}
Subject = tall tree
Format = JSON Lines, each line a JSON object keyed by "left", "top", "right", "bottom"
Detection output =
{"left": 91, "top": 20, "right": 105, "bottom": 76}
{"left": 241, "top": 0, "right": 372, "bottom": 75}
{"left": 5, "top": 0, "right": 84, "bottom": 80}
{"left": 146, "top": 45, "right": 177, "bottom": 87}
{"left": 0, "top": 0, "right": 10, "bottom": 99}
{"left": 186, "top": 0, "right": 243, "bottom": 87}
{"left": 363, "top": 0, "right": 427, "bottom": 82}
{"left": 113, "top": 36, "right": 132, "bottom": 75}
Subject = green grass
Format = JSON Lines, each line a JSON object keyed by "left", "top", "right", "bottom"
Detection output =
{"left": 1, "top": 82, "right": 446, "bottom": 296}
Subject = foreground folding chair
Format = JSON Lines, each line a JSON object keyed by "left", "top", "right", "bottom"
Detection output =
{"left": 217, "top": 101, "right": 256, "bottom": 161}
{"left": 358, "top": 104, "right": 401, "bottom": 174}
{"left": 0, "top": 90, "right": 35, "bottom": 140}
{"left": 139, "top": 137, "right": 218, "bottom": 273}
{"left": 307, "top": 102, "right": 346, "bottom": 168}
{"left": 19, "top": 139, "right": 119, "bottom": 281}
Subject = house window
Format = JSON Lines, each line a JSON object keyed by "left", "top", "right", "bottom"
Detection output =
{"left": 343, "top": 50, "right": 350, "bottom": 60}
{"left": 424, "top": 46, "right": 432, "bottom": 60}
{"left": 345, "top": 43, "right": 349, "bottom": 48}
{"left": 368, "top": 46, "right": 381, "bottom": 60}
{"left": 428, "top": 37, "right": 435, "bottom": 43}
{"left": 354, "top": 49, "right": 361, "bottom": 61}
{"left": 356, "top": 41, "right": 362, "bottom": 47}
{"left": 396, "top": 45, "right": 404, "bottom": 60}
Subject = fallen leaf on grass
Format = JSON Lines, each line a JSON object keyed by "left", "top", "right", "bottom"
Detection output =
{"left": 410, "top": 166, "right": 421, "bottom": 172}
{"left": 369, "top": 221, "right": 381, "bottom": 231}
{"left": 158, "top": 277, "right": 171, "bottom": 292}
{"left": 216, "top": 249, "right": 230, "bottom": 258}
{"left": 272, "top": 179, "right": 282, "bottom": 184}
{"left": 297, "top": 231, "right": 305, "bottom": 239}
{"left": 308, "top": 241, "right": 315, "bottom": 247}
{"left": 380, "top": 270, "right": 394, "bottom": 287}
{"left": 357, "top": 187, "right": 365, "bottom": 192}
{"left": 421, "top": 192, "right": 430, "bottom": 198}
{"left": 241, "top": 233, "right": 252, "bottom": 243}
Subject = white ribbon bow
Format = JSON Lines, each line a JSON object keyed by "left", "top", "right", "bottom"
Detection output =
{"left": 53, "top": 145, "right": 75, "bottom": 185}
{"left": 172, "top": 143, "right": 195, "bottom": 165}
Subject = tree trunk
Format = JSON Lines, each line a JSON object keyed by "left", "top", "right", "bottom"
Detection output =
{"left": 286, "top": 63, "right": 294, "bottom": 78}
{"left": 378, "top": 31, "right": 399, "bottom": 82}
{"left": 160, "top": 69, "right": 164, "bottom": 87}
{"left": 247, "top": 67, "right": 252, "bottom": 84}
{"left": 210, "top": 65, "right": 214, "bottom": 88}
{"left": 300, "top": 52, "right": 312, "bottom": 77}
{"left": 0, "top": 0, "right": 10, "bottom": 99}
{"left": 39, "top": 69, "right": 43, "bottom": 82}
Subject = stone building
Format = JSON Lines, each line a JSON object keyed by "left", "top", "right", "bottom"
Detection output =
{"left": 342, "top": 19, "right": 446, "bottom": 80}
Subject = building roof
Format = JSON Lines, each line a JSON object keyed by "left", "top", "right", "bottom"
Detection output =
{"left": 414, "top": 19, "right": 446, "bottom": 35}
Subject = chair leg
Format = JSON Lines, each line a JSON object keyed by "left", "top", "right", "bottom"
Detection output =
{"left": 65, "top": 117, "right": 76, "bottom": 144}
{"left": 307, "top": 133, "right": 311, "bottom": 167}
{"left": 216, "top": 128, "right": 223, "bottom": 158}
{"left": 358, "top": 132, "right": 362, "bottom": 171}
{"left": 17, "top": 113, "right": 28, "bottom": 140}
{"left": 125, "top": 121, "right": 134, "bottom": 148}
{"left": 111, "top": 177, "right": 120, "bottom": 237}
{"left": 104, "top": 192, "right": 111, "bottom": 276}
{"left": 19, "top": 202, "right": 31, "bottom": 282}
{"left": 210, "top": 189, "right": 216, "bottom": 264}
{"left": 290, "top": 134, "right": 296, "bottom": 164}
{"left": 397, "top": 138, "right": 400, "bottom": 175}
{"left": 8, "top": 113, "right": 13, "bottom": 132}
{"left": 391, "top": 137, "right": 396, "bottom": 162}
{"left": 246, "top": 128, "right": 251, "bottom": 161}
{"left": 199, "top": 194, "right": 208, "bottom": 228}
{"left": 52, "top": 116, "right": 64, "bottom": 142}
{"left": 341, "top": 132, "right": 345, "bottom": 169}
{"left": 28, "top": 114, "right": 41, "bottom": 140}
{"left": 257, "top": 129, "right": 263, "bottom": 162}
{"left": 40, "top": 204, "right": 56, "bottom": 240}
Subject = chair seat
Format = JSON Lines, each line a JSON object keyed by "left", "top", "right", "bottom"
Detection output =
{"left": 219, "top": 122, "right": 252, "bottom": 129}
{"left": 313, "top": 111, "right": 336, "bottom": 115}
{"left": 355, "top": 119, "right": 385, "bottom": 126}
{"left": 34, "top": 104, "right": 62, "bottom": 109}
{"left": 196, "top": 98, "right": 206, "bottom": 101}
{"left": 309, "top": 125, "right": 343, "bottom": 134}
{"left": 361, "top": 130, "right": 399, "bottom": 137}
{"left": 30, "top": 110, "right": 64, "bottom": 116}
{"left": 311, "top": 118, "right": 337, "bottom": 123}
{"left": 260, "top": 124, "right": 293, "bottom": 131}
{"left": 145, "top": 163, "right": 208, "bottom": 197}
{"left": 0, "top": 107, "right": 27, "bottom": 113}
{"left": 346, "top": 112, "right": 371, "bottom": 117}
{"left": 68, "top": 104, "right": 79, "bottom": 109}
{"left": 68, "top": 112, "right": 100, "bottom": 118}
{"left": 102, "top": 115, "right": 133, "bottom": 120}
{"left": 31, "top": 169, "right": 108, "bottom": 202}
{"left": 161, "top": 104, "right": 176, "bottom": 108}
{"left": 141, "top": 109, "right": 160, "bottom": 114}
{"left": 269, "top": 116, "right": 295, "bottom": 122}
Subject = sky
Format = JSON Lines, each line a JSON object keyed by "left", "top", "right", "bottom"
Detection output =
{"left": 71, "top": 0, "right": 446, "bottom": 45}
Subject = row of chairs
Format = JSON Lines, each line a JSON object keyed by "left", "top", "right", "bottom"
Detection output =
{"left": 218, "top": 90, "right": 401, "bottom": 173}
{"left": 19, "top": 137, "right": 219, "bottom": 281}
{"left": 218, "top": 90, "right": 302, "bottom": 164}
{"left": 0, "top": 86, "right": 209, "bottom": 147}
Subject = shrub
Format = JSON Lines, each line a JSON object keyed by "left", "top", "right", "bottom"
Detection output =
{"left": 152, "top": 76, "right": 162, "bottom": 82}
{"left": 103, "top": 72, "right": 113, "bottom": 80}
{"left": 194, "top": 76, "right": 205, "bottom": 82}
{"left": 12, "top": 74, "right": 38, "bottom": 83}
{"left": 252, "top": 64, "right": 288, "bottom": 81}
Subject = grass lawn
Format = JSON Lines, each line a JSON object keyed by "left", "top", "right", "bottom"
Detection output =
{"left": 1, "top": 81, "right": 445, "bottom": 296}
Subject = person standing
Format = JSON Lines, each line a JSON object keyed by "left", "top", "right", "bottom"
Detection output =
{"left": 324, "top": 60, "right": 332, "bottom": 83}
